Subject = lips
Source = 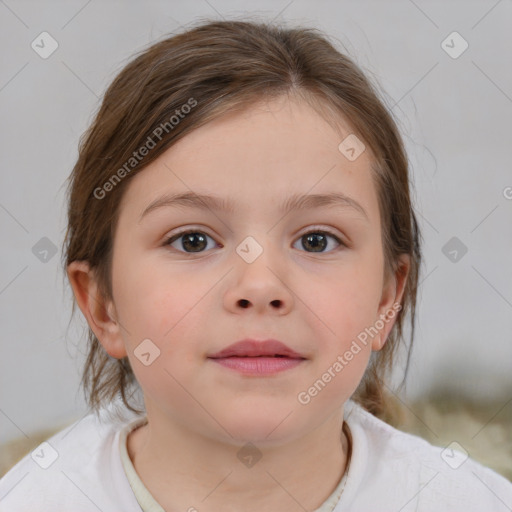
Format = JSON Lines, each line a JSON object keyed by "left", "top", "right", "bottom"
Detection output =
{"left": 208, "top": 339, "right": 305, "bottom": 359}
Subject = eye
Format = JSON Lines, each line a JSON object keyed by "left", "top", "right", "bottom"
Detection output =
{"left": 163, "top": 227, "right": 345, "bottom": 254}
{"left": 293, "top": 229, "right": 344, "bottom": 253}
{"left": 163, "top": 229, "right": 219, "bottom": 253}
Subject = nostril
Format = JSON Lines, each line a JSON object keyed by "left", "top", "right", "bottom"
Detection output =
{"left": 238, "top": 299, "right": 250, "bottom": 308}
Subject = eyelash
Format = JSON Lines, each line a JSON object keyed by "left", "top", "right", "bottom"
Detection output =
{"left": 162, "top": 226, "right": 346, "bottom": 254}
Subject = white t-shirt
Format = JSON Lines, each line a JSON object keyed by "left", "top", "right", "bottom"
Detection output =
{"left": 1, "top": 399, "right": 511, "bottom": 511}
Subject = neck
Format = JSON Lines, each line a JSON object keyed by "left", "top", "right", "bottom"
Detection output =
{"left": 127, "top": 408, "right": 351, "bottom": 512}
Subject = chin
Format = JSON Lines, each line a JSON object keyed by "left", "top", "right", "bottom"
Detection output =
{"left": 220, "top": 410, "right": 299, "bottom": 446}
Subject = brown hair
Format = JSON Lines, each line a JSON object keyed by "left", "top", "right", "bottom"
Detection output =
{"left": 63, "top": 17, "right": 422, "bottom": 421}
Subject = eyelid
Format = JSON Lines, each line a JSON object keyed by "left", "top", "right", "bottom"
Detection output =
{"left": 298, "top": 225, "right": 341, "bottom": 236}
{"left": 163, "top": 224, "right": 344, "bottom": 239}
{"left": 163, "top": 224, "right": 348, "bottom": 251}
{"left": 163, "top": 226, "right": 219, "bottom": 245}
{"left": 297, "top": 225, "right": 347, "bottom": 245}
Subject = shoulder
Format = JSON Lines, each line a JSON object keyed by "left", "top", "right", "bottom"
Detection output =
{"left": 0, "top": 406, "right": 145, "bottom": 511}
{"left": 342, "top": 400, "right": 512, "bottom": 511}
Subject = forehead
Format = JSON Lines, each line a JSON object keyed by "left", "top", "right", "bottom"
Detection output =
{"left": 119, "top": 96, "right": 380, "bottom": 224}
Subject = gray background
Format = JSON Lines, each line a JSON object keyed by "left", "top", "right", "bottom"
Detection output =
{"left": 1, "top": 0, "right": 511, "bottom": 445}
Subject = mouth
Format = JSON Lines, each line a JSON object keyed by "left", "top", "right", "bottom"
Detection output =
{"left": 207, "top": 339, "right": 306, "bottom": 375}
{"left": 208, "top": 339, "right": 305, "bottom": 359}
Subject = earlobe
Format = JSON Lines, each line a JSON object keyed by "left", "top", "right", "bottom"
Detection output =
{"left": 372, "top": 254, "right": 411, "bottom": 351}
{"left": 66, "top": 261, "right": 127, "bottom": 359}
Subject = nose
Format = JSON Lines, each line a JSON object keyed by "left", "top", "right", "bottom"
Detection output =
{"left": 224, "top": 246, "right": 294, "bottom": 315}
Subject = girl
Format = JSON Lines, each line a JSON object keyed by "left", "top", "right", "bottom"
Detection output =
{"left": 1, "top": 18, "right": 511, "bottom": 512}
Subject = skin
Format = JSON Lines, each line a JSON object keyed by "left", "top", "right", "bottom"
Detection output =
{"left": 68, "top": 94, "right": 409, "bottom": 512}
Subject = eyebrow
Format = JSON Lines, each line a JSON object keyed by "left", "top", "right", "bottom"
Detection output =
{"left": 138, "top": 191, "right": 369, "bottom": 223}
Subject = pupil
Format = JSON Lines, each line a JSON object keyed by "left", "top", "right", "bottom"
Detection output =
{"left": 304, "top": 233, "right": 326, "bottom": 252}
{"left": 183, "top": 233, "right": 206, "bottom": 252}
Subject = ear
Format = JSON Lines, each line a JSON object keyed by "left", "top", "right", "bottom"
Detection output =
{"left": 372, "top": 254, "right": 411, "bottom": 351}
{"left": 67, "top": 261, "right": 127, "bottom": 359}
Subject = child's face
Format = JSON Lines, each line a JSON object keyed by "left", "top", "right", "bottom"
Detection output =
{"left": 95, "top": 96, "right": 406, "bottom": 442}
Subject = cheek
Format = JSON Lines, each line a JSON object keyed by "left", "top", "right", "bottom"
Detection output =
{"left": 113, "top": 260, "right": 213, "bottom": 348}
{"left": 299, "top": 263, "right": 382, "bottom": 342}
{"left": 297, "top": 280, "right": 377, "bottom": 409}
{"left": 113, "top": 265, "right": 210, "bottom": 400}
